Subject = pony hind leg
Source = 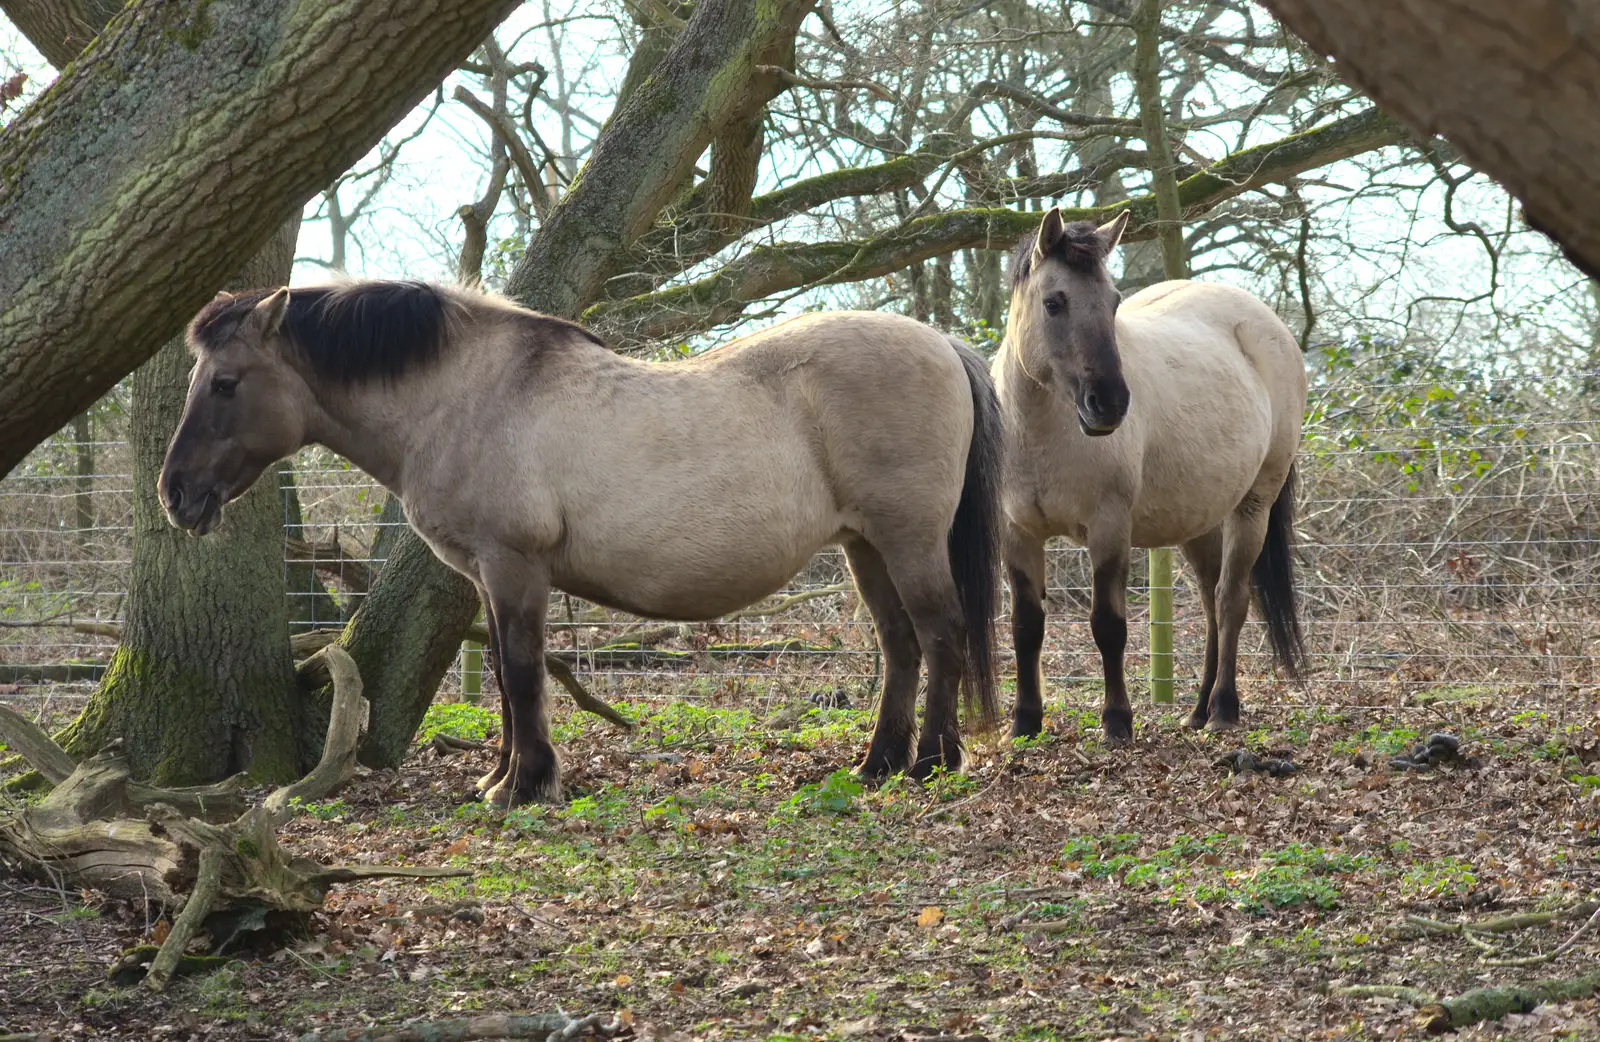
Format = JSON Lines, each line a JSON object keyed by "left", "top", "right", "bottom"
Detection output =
{"left": 876, "top": 541, "right": 969, "bottom": 779}
{"left": 1206, "top": 506, "right": 1272, "bottom": 732}
{"left": 844, "top": 537, "right": 922, "bottom": 781}
{"left": 1006, "top": 529, "right": 1049, "bottom": 739}
{"left": 1088, "top": 519, "right": 1134, "bottom": 743}
{"left": 1179, "top": 529, "right": 1223, "bottom": 731}
{"left": 479, "top": 555, "right": 560, "bottom": 807}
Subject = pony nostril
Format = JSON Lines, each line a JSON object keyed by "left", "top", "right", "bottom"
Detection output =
{"left": 165, "top": 478, "right": 184, "bottom": 512}
{"left": 1085, "top": 391, "right": 1102, "bottom": 416}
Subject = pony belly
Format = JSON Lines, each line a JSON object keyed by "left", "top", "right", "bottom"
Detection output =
{"left": 556, "top": 558, "right": 815, "bottom": 622}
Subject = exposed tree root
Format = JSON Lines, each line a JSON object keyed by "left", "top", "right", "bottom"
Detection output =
{"left": 0, "top": 647, "right": 470, "bottom": 991}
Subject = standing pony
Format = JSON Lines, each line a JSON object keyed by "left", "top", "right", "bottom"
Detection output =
{"left": 995, "top": 207, "right": 1307, "bottom": 742}
{"left": 159, "top": 281, "right": 1002, "bottom": 806}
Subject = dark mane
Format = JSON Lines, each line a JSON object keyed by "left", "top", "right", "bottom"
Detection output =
{"left": 190, "top": 280, "right": 609, "bottom": 384}
{"left": 1010, "top": 218, "right": 1108, "bottom": 289}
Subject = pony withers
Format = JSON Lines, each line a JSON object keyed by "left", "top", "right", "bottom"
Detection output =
{"left": 160, "top": 281, "right": 1003, "bottom": 806}
{"left": 995, "top": 207, "right": 1308, "bottom": 742}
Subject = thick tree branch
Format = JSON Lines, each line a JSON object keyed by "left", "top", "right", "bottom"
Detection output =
{"left": 1261, "top": 0, "right": 1600, "bottom": 277}
{"left": 590, "top": 107, "right": 1404, "bottom": 341}
{"left": 503, "top": 0, "right": 815, "bottom": 316}
{"left": 0, "top": 0, "right": 521, "bottom": 478}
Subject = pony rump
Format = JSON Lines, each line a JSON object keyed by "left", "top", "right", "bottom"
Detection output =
{"left": 190, "top": 280, "right": 470, "bottom": 385}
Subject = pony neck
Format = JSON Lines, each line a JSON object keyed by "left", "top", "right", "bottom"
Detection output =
{"left": 297, "top": 362, "right": 476, "bottom": 496}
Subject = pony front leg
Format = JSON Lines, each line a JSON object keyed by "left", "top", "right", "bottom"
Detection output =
{"left": 1006, "top": 530, "right": 1049, "bottom": 739}
{"left": 1087, "top": 520, "right": 1133, "bottom": 743}
{"left": 480, "top": 559, "right": 560, "bottom": 807}
{"left": 473, "top": 595, "right": 514, "bottom": 796}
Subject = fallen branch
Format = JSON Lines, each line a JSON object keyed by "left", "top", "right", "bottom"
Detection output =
{"left": 1415, "top": 970, "right": 1600, "bottom": 1033}
{"left": 1330, "top": 983, "right": 1434, "bottom": 1006}
{"left": 294, "top": 1011, "right": 619, "bottom": 1042}
{"left": 430, "top": 733, "right": 490, "bottom": 756}
{"left": 1482, "top": 902, "right": 1600, "bottom": 968}
{"left": 543, "top": 654, "right": 635, "bottom": 731}
{"left": 144, "top": 847, "right": 222, "bottom": 992}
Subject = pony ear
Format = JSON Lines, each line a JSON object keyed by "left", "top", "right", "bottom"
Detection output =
{"left": 1033, "top": 206, "right": 1067, "bottom": 262}
{"left": 248, "top": 287, "right": 290, "bottom": 338}
{"left": 1095, "top": 210, "right": 1131, "bottom": 254}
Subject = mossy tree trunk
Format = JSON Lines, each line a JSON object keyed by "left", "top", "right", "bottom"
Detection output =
{"left": 329, "top": 0, "right": 816, "bottom": 767}
{"left": 58, "top": 221, "right": 310, "bottom": 785}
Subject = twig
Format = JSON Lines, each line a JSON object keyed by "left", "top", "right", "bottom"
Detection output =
{"left": 757, "top": 64, "right": 897, "bottom": 102}
{"left": 144, "top": 848, "right": 222, "bottom": 992}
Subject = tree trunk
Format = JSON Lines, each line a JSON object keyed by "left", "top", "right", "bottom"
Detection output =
{"left": 0, "top": 0, "right": 522, "bottom": 479}
{"left": 330, "top": 0, "right": 817, "bottom": 766}
{"left": 1259, "top": 0, "right": 1600, "bottom": 277}
{"left": 335, "top": 503, "right": 482, "bottom": 769}
{"left": 57, "top": 222, "right": 307, "bottom": 785}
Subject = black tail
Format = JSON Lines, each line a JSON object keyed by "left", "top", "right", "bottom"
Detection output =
{"left": 1250, "top": 465, "right": 1306, "bottom": 680}
{"left": 947, "top": 339, "right": 1003, "bottom": 732}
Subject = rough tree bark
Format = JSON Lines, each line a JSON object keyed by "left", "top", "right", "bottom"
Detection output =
{"left": 333, "top": 0, "right": 817, "bottom": 767}
{"left": 0, "top": 0, "right": 522, "bottom": 479}
{"left": 56, "top": 222, "right": 311, "bottom": 785}
{"left": 1260, "top": 0, "right": 1600, "bottom": 276}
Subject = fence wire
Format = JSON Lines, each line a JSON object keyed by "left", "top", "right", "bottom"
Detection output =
{"left": 3, "top": 358, "right": 1598, "bottom": 728}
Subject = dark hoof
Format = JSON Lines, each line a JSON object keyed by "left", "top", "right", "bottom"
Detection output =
{"left": 910, "top": 740, "right": 964, "bottom": 781}
{"left": 482, "top": 749, "right": 562, "bottom": 807}
{"left": 1183, "top": 708, "right": 1209, "bottom": 731}
{"left": 1204, "top": 715, "right": 1242, "bottom": 734}
{"left": 1102, "top": 705, "right": 1134, "bottom": 744}
{"left": 1009, "top": 714, "right": 1044, "bottom": 740}
{"left": 855, "top": 755, "right": 909, "bottom": 784}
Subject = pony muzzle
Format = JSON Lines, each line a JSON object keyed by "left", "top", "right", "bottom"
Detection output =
{"left": 1075, "top": 383, "right": 1129, "bottom": 437}
{"left": 160, "top": 473, "right": 225, "bottom": 535}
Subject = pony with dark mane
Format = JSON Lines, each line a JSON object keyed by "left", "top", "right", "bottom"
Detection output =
{"left": 996, "top": 207, "right": 1307, "bottom": 742}
{"left": 162, "top": 280, "right": 1003, "bottom": 806}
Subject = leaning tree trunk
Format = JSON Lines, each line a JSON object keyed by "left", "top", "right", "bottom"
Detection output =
{"left": 1259, "top": 0, "right": 1600, "bottom": 277}
{"left": 0, "top": 0, "right": 522, "bottom": 478}
{"left": 57, "top": 222, "right": 309, "bottom": 785}
{"left": 327, "top": 0, "right": 815, "bottom": 767}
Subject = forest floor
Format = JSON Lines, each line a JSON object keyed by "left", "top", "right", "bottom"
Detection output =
{"left": 2, "top": 679, "right": 1599, "bottom": 1041}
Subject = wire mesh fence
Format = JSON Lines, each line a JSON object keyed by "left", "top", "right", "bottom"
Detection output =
{"left": 3, "top": 339, "right": 1598, "bottom": 727}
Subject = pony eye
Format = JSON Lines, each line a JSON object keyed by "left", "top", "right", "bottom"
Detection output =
{"left": 1043, "top": 298, "right": 1063, "bottom": 317}
{"left": 211, "top": 377, "right": 238, "bottom": 398}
